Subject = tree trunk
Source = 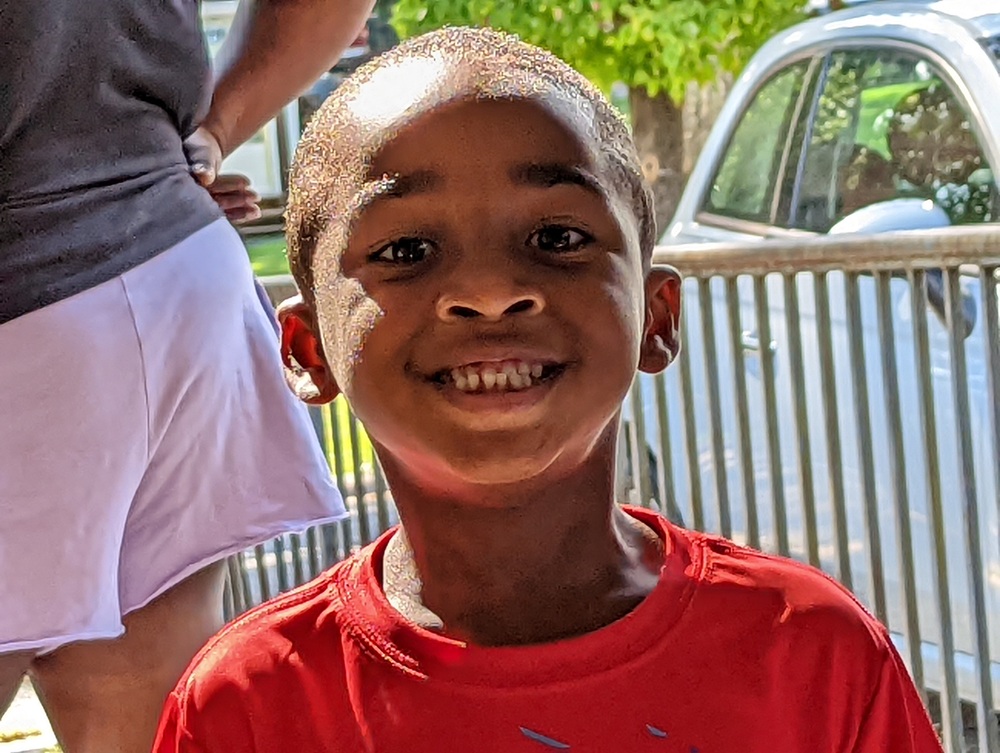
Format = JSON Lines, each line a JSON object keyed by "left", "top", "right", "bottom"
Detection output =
{"left": 628, "top": 88, "right": 685, "bottom": 234}
{"left": 682, "top": 73, "right": 732, "bottom": 175}
{"left": 628, "top": 76, "right": 732, "bottom": 234}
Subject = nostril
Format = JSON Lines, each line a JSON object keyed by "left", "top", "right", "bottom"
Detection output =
{"left": 448, "top": 305, "right": 480, "bottom": 319}
{"left": 505, "top": 299, "right": 536, "bottom": 315}
{"left": 439, "top": 294, "right": 543, "bottom": 321}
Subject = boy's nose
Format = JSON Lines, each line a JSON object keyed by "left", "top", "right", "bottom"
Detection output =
{"left": 436, "top": 281, "right": 545, "bottom": 322}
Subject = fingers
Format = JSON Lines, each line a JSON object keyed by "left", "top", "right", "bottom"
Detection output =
{"left": 184, "top": 122, "right": 258, "bottom": 223}
{"left": 191, "top": 165, "right": 217, "bottom": 187}
{"left": 224, "top": 204, "right": 263, "bottom": 223}
{"left": 182, "top": 126, "right": 223, "bottom": 187}
{"left": 209, "top": 174, "right": 252, "bottom": 192}
{"left": 206, "top": 173, "right": 260, "bottom": 223}
{"left": 216, "top": 196, "right": 262, "bottom": 223}
{"left": 210, "top": 185, "right": 259, "bottom": 210}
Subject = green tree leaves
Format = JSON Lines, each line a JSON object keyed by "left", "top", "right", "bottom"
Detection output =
{"left": 390, "top": 0, "right": 807, "bottom": 103}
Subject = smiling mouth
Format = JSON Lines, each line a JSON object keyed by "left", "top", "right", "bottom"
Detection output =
{"left": 428, "top": 359, "right": 567, "bottom": 393}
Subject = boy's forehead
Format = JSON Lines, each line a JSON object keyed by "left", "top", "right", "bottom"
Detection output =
{"left": 335, "top": 58, "right": 605, "bottom": 179}
{"left": 307, "top": 60, "right": 610, "bottom": 270}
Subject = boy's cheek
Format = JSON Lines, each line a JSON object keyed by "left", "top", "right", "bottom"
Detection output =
{"left": 602, "top": 255, "right": 647, "bottom": 340}
{"left": 315, "top": 275, "right": 384, "bottom": 392}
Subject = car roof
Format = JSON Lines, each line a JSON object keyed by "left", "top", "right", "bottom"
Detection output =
{"left": 801, "top": 0, "right": 1000, "bottom": 41}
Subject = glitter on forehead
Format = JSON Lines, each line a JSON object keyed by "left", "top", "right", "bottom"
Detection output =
{"left": 285, "top": 26, "right": 655, "bottom": 390}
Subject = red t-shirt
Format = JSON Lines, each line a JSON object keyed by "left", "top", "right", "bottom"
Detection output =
{"left": 154, "top": 508, "right": 942, "bottom": 752}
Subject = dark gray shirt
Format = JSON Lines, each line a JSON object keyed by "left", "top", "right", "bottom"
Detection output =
{"left": 0, "top": 0, "right": 223, "bottom": 324}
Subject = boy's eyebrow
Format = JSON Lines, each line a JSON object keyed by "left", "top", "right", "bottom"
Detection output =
{"left": 509, "top": 162, "right": 606, "bottom": 198}
{"left": 379, "top": 169, "right": 441, "bottom": 198}
{"left": 351, "top": 163, "right": 604, "bottom": 221}
{"left": 353, "top": 170, "right": 441, "bottom": 215}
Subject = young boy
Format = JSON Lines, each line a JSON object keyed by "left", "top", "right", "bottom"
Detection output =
{"left": 153, "top": 27, "right": 941, "bottom": 753}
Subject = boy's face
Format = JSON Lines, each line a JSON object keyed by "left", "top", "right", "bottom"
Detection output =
{"left": 284, "top": 97, "right": 680, "bottom": 489}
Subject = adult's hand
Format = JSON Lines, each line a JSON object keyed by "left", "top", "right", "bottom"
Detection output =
{"left": 206, "top": 174, "right": 262, "bottom": 224}
{"left": 182, "top": 126, "right": 224, "bottom": 187}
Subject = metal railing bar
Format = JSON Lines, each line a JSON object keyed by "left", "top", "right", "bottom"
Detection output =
{"left": 909, "top": 268, "right": 963, "bottom": 753}
{"left": 843, "top": 271, "right": 887, "bottom": 624}
{"left": 628, "top": 376, "right": 655, "bottom": 509}
{"left": 653, "top": 372, "right": 683, "bottom": 526}
{"left": 652, "top": 226, "right": 1000, "bottom": 277}
{"left": 347, "top": 411, "right": 372, "bottom": 545}
{"left": 814, "top": 272, "right": 852, "bottom": 590}
{"left": 253, "top": 543, "right": 271, "bottom": 603}
{"left": 783, "top": 272, "right": 820, "bottom": 568}
{"left": 725, "top": 276, "right": 760, "bottom": 549}
{"left": 699, "top": 278, "right": 732, "bottom": 538}
{"left": 874, "top": 270, "right": 924, "bottom": 693}
{"left": 678, "top": 314, "right": 706, "bottom": 532}
{"left": 754, "top": 275, "right": 790, "bottom": 557}
{"left": 944, "top": 267, "right": 998, "bottom": 753}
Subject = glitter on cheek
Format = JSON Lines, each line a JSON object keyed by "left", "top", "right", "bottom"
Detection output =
{"left": 315, "top": 275, "right": 384, "bottom": 393}
{"left": 312, "top": 229, "right": 385, "bottom": 393}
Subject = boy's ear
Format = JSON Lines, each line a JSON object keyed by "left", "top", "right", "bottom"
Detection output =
{"left": 276, "top": 296, "right": 341, "bottom": 405}
{"left": 638, "top": 266, "right": 682, "bottom": 374}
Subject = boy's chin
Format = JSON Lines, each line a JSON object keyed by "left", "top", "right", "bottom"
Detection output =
{"left": 410, "top": 431, "right": 612, "bottom": 492}
{"left": 439, "top": 454, "right": 561, "bottom": 488}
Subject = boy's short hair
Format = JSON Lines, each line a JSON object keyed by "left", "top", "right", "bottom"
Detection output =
{"left": 285, "top": 26, "right": 656, "bottom": 302}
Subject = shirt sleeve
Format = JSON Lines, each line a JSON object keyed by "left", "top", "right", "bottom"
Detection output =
{"left": 852, "top": 640, "right": 943, "bottom": 753}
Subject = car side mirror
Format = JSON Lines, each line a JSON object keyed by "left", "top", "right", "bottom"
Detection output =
{"left": 925, "top": 269, "right": 977, "bottom": 339}
{"left": 829, "top": 198, "right": 951, "bottom": 235}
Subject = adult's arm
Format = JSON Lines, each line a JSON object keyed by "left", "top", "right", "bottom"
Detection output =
{"left": 187, "top": 0, "right": 375, "bottom": 181}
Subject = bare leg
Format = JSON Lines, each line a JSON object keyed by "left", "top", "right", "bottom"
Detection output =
{"left": 29, "top": 562, "right": 226, "bottom": 753}
{"left": 0, "top": 651, "right": 33, "bottom": 720}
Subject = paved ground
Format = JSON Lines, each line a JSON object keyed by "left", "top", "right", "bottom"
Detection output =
{"left": 0, "top": 681, "right": 56, "bottom": 753}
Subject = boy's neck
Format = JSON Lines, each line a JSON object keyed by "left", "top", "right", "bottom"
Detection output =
{"left": 379, "top": 436, "right": 664, "bottom": 646}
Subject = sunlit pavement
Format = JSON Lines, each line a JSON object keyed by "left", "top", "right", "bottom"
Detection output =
{"left": 0, "top": 681, "right": 56, "bottom": 753}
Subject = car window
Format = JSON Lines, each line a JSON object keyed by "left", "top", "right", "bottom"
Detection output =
{"left": 986, "top": 34, "right": 1000, "bottom": 68}
{"left": 790, "top": 49, "right": 998, "bottom": 232}
{"left": 704, "top": 62, "right": 809, "bottom": 224}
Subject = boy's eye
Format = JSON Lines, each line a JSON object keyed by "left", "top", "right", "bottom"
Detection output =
{"left": 527, "top": 225, "right": 592, "bottom": 252}
{"left": 371, "top": 237, "right": 434, "bottom": 264}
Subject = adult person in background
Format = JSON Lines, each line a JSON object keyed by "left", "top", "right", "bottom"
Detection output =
{"left": 0, "top": 0, "right": 374, "bottom": 750}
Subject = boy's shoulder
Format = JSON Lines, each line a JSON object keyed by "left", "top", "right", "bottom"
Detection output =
{"left": 681, "top": 523, "right": 891, "bottom": 657}
{"left": 172, "top": 547, "right": 369, "bottom": 701}
{"left": 154, "top": 550, "right": 377, "bottom": 751}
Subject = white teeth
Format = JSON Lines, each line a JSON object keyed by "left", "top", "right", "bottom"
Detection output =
{"left": 448, "top": 361, "right": 550, "bottom": 392}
